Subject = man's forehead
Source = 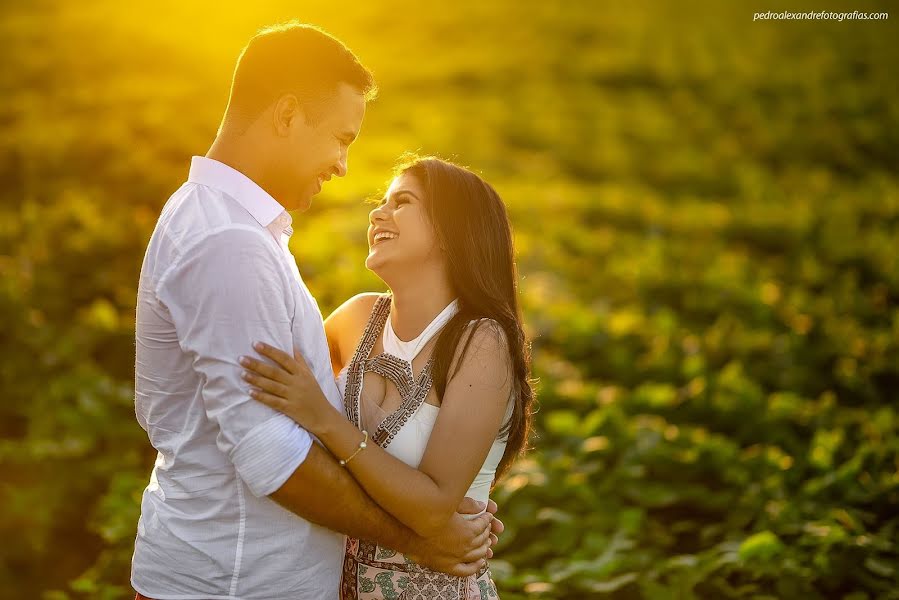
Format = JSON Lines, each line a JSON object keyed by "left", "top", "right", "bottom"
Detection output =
{"left": 331, "top": 82, "right": 366, "bottom": 124}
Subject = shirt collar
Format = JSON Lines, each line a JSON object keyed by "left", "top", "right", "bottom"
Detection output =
{"left": 187, "top": 156, "right": 289, "bottom": 230}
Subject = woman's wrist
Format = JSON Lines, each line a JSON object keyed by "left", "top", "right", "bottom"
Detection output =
{"left": 309, "top": 403, "right": 346, "bottom": 440}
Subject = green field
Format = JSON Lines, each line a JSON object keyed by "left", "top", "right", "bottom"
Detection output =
{"left": 1, "top": 1, "right": 897, "bottom": 598}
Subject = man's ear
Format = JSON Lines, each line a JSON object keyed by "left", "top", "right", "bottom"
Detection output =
{"left": 272, "top": 94, "right": 304, "bottom": 136}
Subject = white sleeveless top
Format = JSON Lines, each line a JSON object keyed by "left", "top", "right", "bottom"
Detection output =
{"left": 336, "top": 299, "right": 513, "bottom": 505}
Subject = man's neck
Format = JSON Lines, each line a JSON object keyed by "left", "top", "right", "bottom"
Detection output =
{"left": 206, "top": 136, "right": 288, "bottom": 211}
{"left": 206, "top": 136, "right": 260, "bottom": 181}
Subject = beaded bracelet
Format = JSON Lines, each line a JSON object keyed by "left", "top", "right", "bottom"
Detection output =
{"left": 339, "top": 430, "right": 369, "bottom": 467}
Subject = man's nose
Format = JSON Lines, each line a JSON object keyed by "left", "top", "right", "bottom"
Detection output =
{"left": 334, "top": 150, "right": 348, "bottom": 178}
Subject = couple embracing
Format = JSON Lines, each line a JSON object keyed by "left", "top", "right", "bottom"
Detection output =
{"left": 132, "top": 22, "right": 533, "bottom": 600}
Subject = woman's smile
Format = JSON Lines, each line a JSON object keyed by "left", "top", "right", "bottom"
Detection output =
{"left": 372, "top": 231, "right": 399, "bottom": 245}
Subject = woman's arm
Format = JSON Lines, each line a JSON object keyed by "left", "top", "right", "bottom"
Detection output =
{"left": 241, "top": 322, "right": 512, "bottom": 537}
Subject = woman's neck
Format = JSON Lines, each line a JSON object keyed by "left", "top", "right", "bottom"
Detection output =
{"left": 387, "top": 270, "right": 456, "bottom": 342}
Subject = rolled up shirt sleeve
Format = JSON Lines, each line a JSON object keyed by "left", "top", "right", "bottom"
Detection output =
{"left": 156, "top": 225, "right": 312, "bottom": 497}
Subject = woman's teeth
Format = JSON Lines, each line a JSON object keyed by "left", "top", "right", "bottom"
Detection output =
{"left": 373, "top": 232, "right": 398, "bottom": 244}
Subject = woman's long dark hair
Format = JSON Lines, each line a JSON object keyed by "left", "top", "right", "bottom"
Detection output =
{"left": 395, "top": 155, "right": 534, "bottom": 481}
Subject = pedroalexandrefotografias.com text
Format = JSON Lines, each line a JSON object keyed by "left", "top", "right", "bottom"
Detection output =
{"left": 753, "top": 10, "right": 888, "bottom": 22}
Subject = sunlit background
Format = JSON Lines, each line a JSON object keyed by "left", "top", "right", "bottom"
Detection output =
{"left": 2, "top": 0, "right": 898, "bottom": 598}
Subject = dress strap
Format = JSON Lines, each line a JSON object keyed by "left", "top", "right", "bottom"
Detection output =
{"left": 343, "top": 294, "right": 392, "bottom": 427}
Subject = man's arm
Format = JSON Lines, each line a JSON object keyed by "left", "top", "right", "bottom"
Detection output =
{"left": 271, "top": 442, "right": 492, "bottom": 576}
{"left": 158, "top": 227, "right": 316, "bottom": 497}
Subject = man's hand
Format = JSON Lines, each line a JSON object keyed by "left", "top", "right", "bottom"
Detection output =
{"left": 486, "top": 499, "right": 504, "bottom": 555}
{"left": 406, "top": 510, "right": 492, "bottom": 577}
{"left": 459, "top": 497, "right": 505, "bottom": 558}
{"left": 405, "top": 497, "right": 505, "bottom": 576}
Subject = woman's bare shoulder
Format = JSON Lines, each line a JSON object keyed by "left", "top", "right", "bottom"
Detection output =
{"left": 325, "top": 292, "right": 385, "bottom": 366}
{"left": 446, "top": 318, "right": 511, "bottom": 384}
{"left": 337, "top": 292, "right": 383, "bottom": 321}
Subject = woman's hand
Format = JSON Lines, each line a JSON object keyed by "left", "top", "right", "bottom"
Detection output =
{"left": 239, "top": 342, "right": 335, "bottom": 434}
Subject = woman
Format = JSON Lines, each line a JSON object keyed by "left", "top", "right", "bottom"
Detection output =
{"left": 240, "top": 156, "right": 534, "bottom": 599}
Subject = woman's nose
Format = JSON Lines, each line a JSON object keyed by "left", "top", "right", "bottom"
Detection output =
{"left": 369, "top": 205, "right": 387, "bottom": 224}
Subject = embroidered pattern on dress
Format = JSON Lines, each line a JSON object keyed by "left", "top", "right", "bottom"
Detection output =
{"left": 364, "top": 353, "right": 434, "bottom": 447}
{"left": 343, "top": 294, "right": 436, "bottom": 449}
{"left": 341, "top": 537, "right": 495, "bottom": 600}
{"left": 343, "top": 295, "right": 392, "bottom": 428}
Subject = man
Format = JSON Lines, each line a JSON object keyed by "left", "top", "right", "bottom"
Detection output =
{"left": 132, "top": 23, "right": 498, "bottom": 599}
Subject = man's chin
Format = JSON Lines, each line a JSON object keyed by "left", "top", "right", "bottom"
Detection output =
{"left": 295, "top": 192, "right": 315, "bottom": 212}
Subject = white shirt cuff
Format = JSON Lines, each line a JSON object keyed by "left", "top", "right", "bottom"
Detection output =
{"left": 230, "top": 415, "right": 313, "bottom": 497}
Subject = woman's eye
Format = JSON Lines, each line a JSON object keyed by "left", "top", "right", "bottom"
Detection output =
{"left": 395, "top": 198, "right": 408, "bottom": 206}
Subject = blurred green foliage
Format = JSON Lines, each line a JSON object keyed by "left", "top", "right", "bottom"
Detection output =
{"left": 1, "top": 1, "right": 897, "bottom": 598}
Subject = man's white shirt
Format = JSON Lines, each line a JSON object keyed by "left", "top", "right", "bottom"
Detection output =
{"left": 131, "top": 156, "right": 344, "bottom": 599}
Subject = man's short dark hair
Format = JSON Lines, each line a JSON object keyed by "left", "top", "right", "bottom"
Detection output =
{"left": 223, "top": 22, "right": 377, "bottom": 131}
